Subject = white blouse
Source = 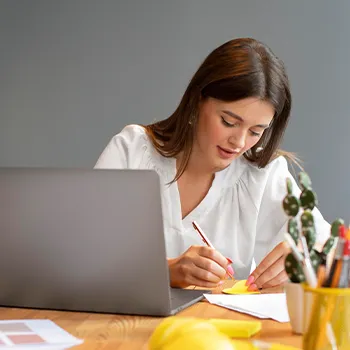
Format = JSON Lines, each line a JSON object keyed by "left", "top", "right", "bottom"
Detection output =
{"left": 94, "top": 124, "right": 330, "bottom": 279}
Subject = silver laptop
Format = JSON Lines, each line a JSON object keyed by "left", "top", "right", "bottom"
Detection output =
{"left": 0, "top": 168, "right": 210, "bottom": 316}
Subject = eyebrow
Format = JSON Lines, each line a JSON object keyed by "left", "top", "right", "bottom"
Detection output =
{"left": 222, "top": 110, "right": 270, "bottom": 129}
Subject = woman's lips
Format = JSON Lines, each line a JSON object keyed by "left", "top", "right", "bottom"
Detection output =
{"left": 217, "top": 146, "right": 239, "bottom": 159}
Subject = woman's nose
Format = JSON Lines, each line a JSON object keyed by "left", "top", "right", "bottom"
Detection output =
{"left": 229, "top": 131, "right": 245, "bottom": 150}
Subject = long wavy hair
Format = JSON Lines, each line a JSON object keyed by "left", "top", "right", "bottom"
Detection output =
{"left": 144, "top": 38, "right": 296, "bottom": 182}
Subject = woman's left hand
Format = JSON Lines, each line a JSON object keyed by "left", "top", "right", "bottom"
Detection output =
{"left": 245, "top": 242, "right": 290, "bottom": 291}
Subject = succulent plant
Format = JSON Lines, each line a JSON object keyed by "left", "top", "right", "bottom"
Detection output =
{"left": 322, "top": 218, "right": 344, "bottom": 255}
{"left": 301, "top": 210, "right": 316, "bottom": 251}
{"left": 287, "top": 218, "right": 299, "bottom": 244}
{"left": 283, "top": 178, "right": 300, "bottom": 217}
{"left": 299, "top": 172, "right": 317, "bottom": 210}
{"left": 283, "top": 172, "right": 341, "bottom": 283}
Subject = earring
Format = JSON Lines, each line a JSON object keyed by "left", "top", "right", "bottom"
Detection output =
{"left": 255, "top": 146, "right": 263, "bottom": 153}
{"left": 188, "top": 115, "right": 195, "bottom": 125}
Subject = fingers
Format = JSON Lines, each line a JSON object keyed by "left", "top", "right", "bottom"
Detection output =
{"left": 185, "top": 277, "right": 219, "bottom": 289}
{"left": 189, "top": 266, "right": 222, "bottom": 286}
{"left": 193, "top": 256, "right": 227, "bottom": 281}
{"left": 254, "top": 255, "right": 285, "bottom": 287}
{"left": 246, "top": 242, "right": 289, "bottom": 288}
{"left": 169, "top": 245, "right": 233, "bottom": 288}
{"left": 260, "top": 269, "right": 288, "bottom": 289}
{"left": 178, "top": 261, "right": 222, "bottom": 288}
{"left": 247, "top": 255, "right": 286, "bottom": 291}
{"left": 197, "top": 246, "right": 230, "bottom": 270}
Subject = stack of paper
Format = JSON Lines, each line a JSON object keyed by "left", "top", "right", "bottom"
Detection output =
{"left": 0, "top": 319, "right": 83, "bottom": 349}
{"left": 204, "top": 293, "right": 290, "bottom": 323}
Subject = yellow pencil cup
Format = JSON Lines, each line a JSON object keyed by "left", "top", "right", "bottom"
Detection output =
{"left": 302, "top": 285, "right": 350, "bottom": 350}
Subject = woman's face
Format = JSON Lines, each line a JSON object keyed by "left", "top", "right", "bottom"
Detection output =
{"left": 193, "top": 97, "right": 275, "bottom": 172}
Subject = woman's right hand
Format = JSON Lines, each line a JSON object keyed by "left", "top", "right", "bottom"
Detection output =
{"left": 167, "top": 245, "right": 234, "bottom": 288}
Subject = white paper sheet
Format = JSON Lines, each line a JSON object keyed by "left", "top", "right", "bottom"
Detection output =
{"left": 204, "top": 293, "right": 290, "bottom": 323}
{"left": 0, "top": 319, "right": 83, "bottom": 349}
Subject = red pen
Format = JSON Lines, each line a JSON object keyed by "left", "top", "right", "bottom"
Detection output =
{"left": 192, "top": 221, "right": 234, "bottom": 279}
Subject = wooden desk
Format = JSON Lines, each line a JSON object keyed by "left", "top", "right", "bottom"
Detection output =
{"left": 0, "top": 281, "right": 301, "bottom": 349}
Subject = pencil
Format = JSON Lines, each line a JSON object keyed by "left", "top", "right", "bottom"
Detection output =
{"left": 324, "top": 234, "right": 345, "bottom": 287}
{"left": 192, "top": 221, "right": 234, "bottom": 279}
{"left": 317, "top": 265, "right": 327, "bottom": 288}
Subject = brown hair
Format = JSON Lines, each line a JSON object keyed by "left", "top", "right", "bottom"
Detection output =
{"left": 144, "top": 37, "right": 297, "bottom": 182}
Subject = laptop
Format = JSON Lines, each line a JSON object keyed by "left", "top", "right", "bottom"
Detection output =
{"left": 0, "top": 168, "right": 210, "bottom": 316}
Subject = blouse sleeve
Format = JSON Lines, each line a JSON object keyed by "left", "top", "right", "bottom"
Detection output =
{"left": 93, "top": 124, "right": 146, "bottom": 169}
{"left": 253, "top": 156, "right": 330, "bottom": 265}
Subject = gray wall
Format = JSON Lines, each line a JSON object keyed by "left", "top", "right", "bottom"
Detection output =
{"left": 1, "top": 0, "right": 349, "bottom": 222}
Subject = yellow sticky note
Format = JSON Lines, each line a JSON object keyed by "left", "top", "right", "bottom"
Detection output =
{"left": 222, "top": 280, "right": 260, "bottom": 295}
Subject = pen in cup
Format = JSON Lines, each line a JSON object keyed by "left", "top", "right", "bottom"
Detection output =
{"left": 192, "top": 221, "right": 234, "bottom": 279}
{"left": 284, "top": 233, "right": 337, "bottom": 348}
{"left": 324, "top": 227, "right": 346, "bottom": 287}
{"left": 337, "top": 238, "right": 350, "bottom": 288}
{"left": 284, "top": 233, "right": 317, "bottom": 287}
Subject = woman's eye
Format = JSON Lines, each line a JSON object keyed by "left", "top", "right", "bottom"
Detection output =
{"left": 221, "top": 116, "right": 235, "bottom": 127}
{"left": 221, "top": 116, "right": 261, "bottom": 137}
{"left": 250, "top": 130, "right": 261, "bottom": 137}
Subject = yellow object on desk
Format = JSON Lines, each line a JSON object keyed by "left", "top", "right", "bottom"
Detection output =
{"left": 222, "top": 280, "right": 260, "bottom": 295}
{"left": 208, "top": 318, "right": 261, "bottom": 338}
{"left": 302, "top": 285, "right": 350, "bottom": 350}
{"left": 148, "top": 316, "right": 262, "bottom": 350}
{"left": 148, "top": 317, "right": 300, "bottom": 349}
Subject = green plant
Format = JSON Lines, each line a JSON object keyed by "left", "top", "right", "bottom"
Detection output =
{"left": 283, "top": 172, "right": 342, "bottom": 283}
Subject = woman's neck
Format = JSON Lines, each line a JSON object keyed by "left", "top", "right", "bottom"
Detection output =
{"left": 176, "top": 149, "right": 215, "bottom": 182}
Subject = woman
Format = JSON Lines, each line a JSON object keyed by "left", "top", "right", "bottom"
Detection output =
{"left": 94, "top": 38, "right": 330, "bottom": 291}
